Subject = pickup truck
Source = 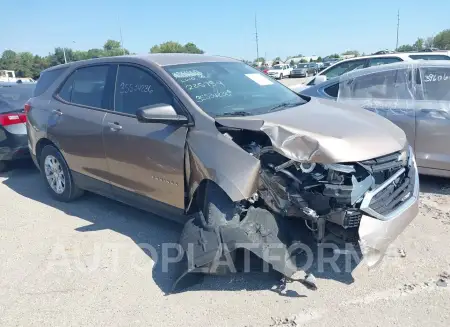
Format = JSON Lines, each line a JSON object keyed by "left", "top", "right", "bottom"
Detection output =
{"left": 266, "top": 64, "right": 292, "bottom": 79}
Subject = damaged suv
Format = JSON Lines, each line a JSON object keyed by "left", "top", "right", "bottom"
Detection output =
{"left": 27, "top": 54, "right": 419, "bottom": 291}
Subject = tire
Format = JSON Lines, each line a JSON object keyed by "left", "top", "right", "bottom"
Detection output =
{"left": 279, "top": 73, "right": 283, "bottom": 80}
{"left": 0, "top": 161, "right": 7, "bottom": 173}
{"left": 39, "top": 145, "right": 84, "bottom": 202}
{"left": 200, "top": 182, "right": 239, "bottom": 229}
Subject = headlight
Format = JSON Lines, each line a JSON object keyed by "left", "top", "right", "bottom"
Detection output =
{"left": 398, "top": 149, "right": 408, "bottom": 167}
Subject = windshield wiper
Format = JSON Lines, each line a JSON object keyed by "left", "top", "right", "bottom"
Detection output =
{"left": 268, "top": 102, "right": 303, "bottom": 112}
{"left": 217, "top": 111, "right": 252, "bottom": 117}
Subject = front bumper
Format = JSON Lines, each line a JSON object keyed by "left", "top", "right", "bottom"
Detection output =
{"left": 291, "top": 71, "right": 307, "bottom": 77}
{"left": 358, "top": 148, "right": 420, "bottom": 267}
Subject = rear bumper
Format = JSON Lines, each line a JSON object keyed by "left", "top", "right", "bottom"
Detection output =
{"left": 0, "top": 125, "right": 29, "bottom": 161}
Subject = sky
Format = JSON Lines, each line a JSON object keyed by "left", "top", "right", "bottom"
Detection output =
{"left": 2, "top": 0, "right": 450, "bottom": 61}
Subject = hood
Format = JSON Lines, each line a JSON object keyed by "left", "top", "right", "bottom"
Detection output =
{"left": 215, "top": 97, "right": 407, "bottom": 163}
{"left": 267, "top": 69, "right": 281, "bottom": 73}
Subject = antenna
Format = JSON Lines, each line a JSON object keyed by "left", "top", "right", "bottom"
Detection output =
{"left": 396, "top": 9, "right": 400, "bottom": 50}
{"left": 255, "top": 14, "right": 259, "bottom": 60}
{"left": 118, "top": 15, "right": 125, "bottom": 55}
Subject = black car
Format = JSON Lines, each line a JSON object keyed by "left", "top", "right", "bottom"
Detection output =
{"left": 0, "top": 82, "right": 35, "bottom": 171}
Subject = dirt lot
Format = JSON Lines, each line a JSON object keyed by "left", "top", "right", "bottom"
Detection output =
{"left": 1, "top": 158, "right": 450, "bottom": 327}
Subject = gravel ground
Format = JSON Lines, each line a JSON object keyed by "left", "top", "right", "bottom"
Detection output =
{"left": 279, "top": 77, "right": 311, "bottom": 88}
{"left": 1, "top": 158, "right": 450, "bottom": 327}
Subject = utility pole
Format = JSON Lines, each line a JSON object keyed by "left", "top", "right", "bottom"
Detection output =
{"left": 119, "top": 15, "right": 125, "bottom": 55}
{"left": 255, "top": 14, "right": 259, "bottom": 61}
{"left": 395, "top": 9, "right": 400, "bottom": 50}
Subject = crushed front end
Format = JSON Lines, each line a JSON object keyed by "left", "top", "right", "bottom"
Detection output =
{"left": 173, "top": 134, "right": 419, "bottom": 292}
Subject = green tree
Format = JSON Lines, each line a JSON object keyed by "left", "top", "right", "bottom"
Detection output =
{"left": 183, "top": 42, "right": 204, "bottom": 54}
{"left": 317, "top": 56, "right": 323, "bottom": 62}
{"left": 254, "top": 57, "right": 265, "bottom": 64}
{"left": 103, "top": 39, "right": 121, "bottom": 51}
{"left": 300, "top": 58, "right": 308, "bottom": 63}
{"left": 413, "top": 38, "right": 424, "bottom": 51}
{"left": 289, "top": 59, "right": 295, "bottom": 66}
{"left": 273, "top": 56, "right": 281, "bottom": 63}
{"left": 327, "top": 53, "right": 340, "bottom": 59}
{"left": 396, "top": 44, "right": 415, "bottom": 52}
{"left": 342, "top": 50, "right": 360, "bottom": 56}
{"left": 424, "top": 36, "right": 435, "bottom": 48}
{"left": 433, "top": 29, "right": 450, "bottom": 49}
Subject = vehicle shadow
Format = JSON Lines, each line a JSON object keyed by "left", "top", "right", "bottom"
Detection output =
{"left": 1, "top": 162, "right": 304, "bottom": 295}
{"left": 419, "top": 174, "right": 450, "bottom": 195}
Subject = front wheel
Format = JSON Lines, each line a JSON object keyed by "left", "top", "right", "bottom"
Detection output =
{"left": 0, "top": 161, "right": 7, "bottom": 173}
{"left": 279, "top": 73, "right": 283, "bottom": 80}
{"left": 40, "top": 145, "right": 84, "bottom": 202}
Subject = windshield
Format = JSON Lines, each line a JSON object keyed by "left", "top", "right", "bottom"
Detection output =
{"left": 0, "top": 84, "right": 35, "bottom": 113}
{"left": 271, "top": 65, "right": 282, "bottom": 70}
{"left": 165, "top": 62, "right": 306, "bottom": 117}
{"left": 297, "top": 64, "right": 308, "bottom": 68}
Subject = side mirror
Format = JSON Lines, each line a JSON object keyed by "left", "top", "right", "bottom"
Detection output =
{"left": 136, "top": 104, "right": 191, "bottom": 125}
{"left": 312, "top": 75, "right": 327, "bottom": 85}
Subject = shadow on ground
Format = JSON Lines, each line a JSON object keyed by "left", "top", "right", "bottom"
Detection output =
{"left": 1, "top": 160, "right": 378, "bottom": 295}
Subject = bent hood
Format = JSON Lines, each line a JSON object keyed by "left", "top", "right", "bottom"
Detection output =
{"left": 215, "top": 97, "right": 407, "bottom": 163}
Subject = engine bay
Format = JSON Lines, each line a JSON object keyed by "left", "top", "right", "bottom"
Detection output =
{"left": 218, "top": 126, "right": 408, "bottom": 244}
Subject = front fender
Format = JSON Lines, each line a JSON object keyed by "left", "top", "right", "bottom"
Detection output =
{"left": 185, "top": 129, "right": 260, "bottom": 203}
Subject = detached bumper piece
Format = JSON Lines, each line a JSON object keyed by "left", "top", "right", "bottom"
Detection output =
{"left": 172, "top": 207, "right": 298, "bottom": 293}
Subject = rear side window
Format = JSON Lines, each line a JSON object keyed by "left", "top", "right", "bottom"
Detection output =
{"left": 420, "top": 66, "right": 450, "bottom": 101}
{"left": 409, "top": 54, "right": 450, "bottom": 60}
{"left": 114, "top": 65, "right": 173, "bottom": 115}
{"left": 367, "top": 57, "right": 403, "bottom": 67}
{"left": 348, "top": 69, "right": 412, "bottom": 100}
{"left": 324, "top": 83, "right": 339, "bottom": 98}
{"left": 34, "top": 68, "right": 67, "bottom": 97}
{"left": 57, "top": 65, "right": 109, "bottom": 109}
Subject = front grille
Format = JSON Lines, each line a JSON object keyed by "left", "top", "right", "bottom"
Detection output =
{"left": 359, "top": 151, "right": 404, "bottom": 184}
{"left": 360, "top": 149, "right": 416, "bottom": 218}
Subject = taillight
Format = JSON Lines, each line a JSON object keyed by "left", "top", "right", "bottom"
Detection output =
{"left": 24, "top": 102, "right": 32, "bottom": 114}
{"left": 0, "top": 113, "right": 27, "bottom": 126}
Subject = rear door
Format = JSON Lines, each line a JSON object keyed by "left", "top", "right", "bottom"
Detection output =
{"left": 102, "top": 64, "right": 187, "bottom": 210}
{"left": 49, "top": 64, "right": 115, "bottom": 188}
{"left": 414, "top": 65, "right": 450, "bottom": 171}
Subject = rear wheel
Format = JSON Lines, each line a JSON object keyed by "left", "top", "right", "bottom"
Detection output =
{"left": 39, "top": 145, "right": 84, "bottom": 202}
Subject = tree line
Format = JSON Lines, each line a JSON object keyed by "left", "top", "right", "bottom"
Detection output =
{"left": 0, "top": 40, "right": 204, "bottom": 79}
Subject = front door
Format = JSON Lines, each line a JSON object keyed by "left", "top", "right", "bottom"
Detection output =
{"left": 48, "top": 64, "right": 113, "bottom": 187}
{"left": 414, "top": 65, "right": 450, "bottom": 171}
{"left": 102, "top": 64, "right": 187, "bottom": 210}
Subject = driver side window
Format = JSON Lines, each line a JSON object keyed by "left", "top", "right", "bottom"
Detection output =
{"left": 114, "top": 65, "right": 173, "bottom": 115}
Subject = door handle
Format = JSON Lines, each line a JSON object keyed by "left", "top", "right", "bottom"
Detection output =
{"left": 52, "top": 109, "right": 62, "bottom": 116}
{"left": 107, "top": 122, "right": 122, "bottom": 131}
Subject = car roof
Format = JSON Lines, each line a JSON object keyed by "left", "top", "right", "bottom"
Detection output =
{"left": 336, "top": 60, "right": 450, "bottom": 80}
{"left": 43, "top": 54, "right": 239, "bottom": 74}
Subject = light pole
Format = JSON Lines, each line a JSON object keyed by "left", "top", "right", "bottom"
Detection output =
{"left": 62, "top": 41, "right": 75, "bottom": 64}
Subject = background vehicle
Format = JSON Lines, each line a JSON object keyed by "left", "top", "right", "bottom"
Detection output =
{"left": 27, "top": 54, "right": 418, "bottom": 291}
{"left": 257, "top": 66, "right": 269, "bottom": 74}
{"left": 267, "top": 63, "right": 292, "bottom": 79}
{"left": 300, "top": 60, "right": 450, "bottom": 178}
{"left": 0, "top": 70, "right": 17, "bottom": 82}
{"left": 291, "top": 63, "right": 318, "bottom": 77}
{"left": 306, "top": 51, "right": 450, "bottom": 86}
{"left": 0, "top": 82, "right": 35, "bottom": 171}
